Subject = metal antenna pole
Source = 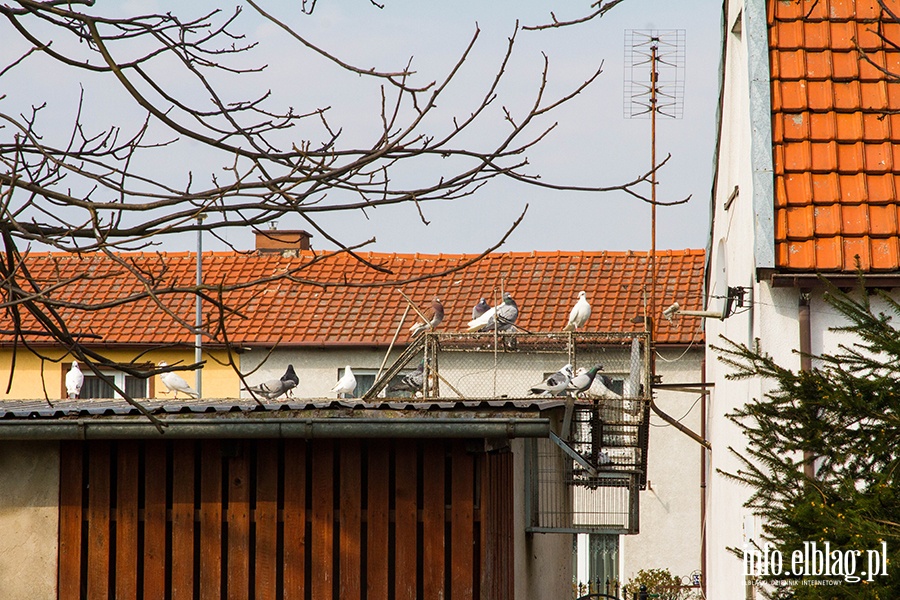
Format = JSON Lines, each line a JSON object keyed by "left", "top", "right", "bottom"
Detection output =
{"left": 624, "top": 29, "right": 685, "bottom": 377}
{"left": 195, "top": 213, "right": 206, "bottom": 396}
{"left": 650, "top": 41, "right": 658, "bottom": 363}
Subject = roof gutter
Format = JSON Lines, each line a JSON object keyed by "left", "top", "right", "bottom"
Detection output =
{"left": 0, "top": 417, "right": 551, "bottom": 440}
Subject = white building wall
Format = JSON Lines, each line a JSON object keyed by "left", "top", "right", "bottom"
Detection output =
{"left": 622, "top": 348, "right": 704, "bottom": 584}
{"left": 704, "top": 1, "right": 809, "bottom": 595}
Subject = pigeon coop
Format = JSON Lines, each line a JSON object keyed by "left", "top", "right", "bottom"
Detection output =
{"left": 364, "top": 330, "right": 652, "bottom": 535}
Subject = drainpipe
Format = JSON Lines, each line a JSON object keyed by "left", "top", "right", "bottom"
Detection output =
{"left": 799, "top": 290, "right": 814, "bottom": 479}
{"left": 700, "top": 355, "right": 708, "bottom": 598}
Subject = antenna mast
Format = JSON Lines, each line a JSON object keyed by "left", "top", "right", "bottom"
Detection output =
{"left": 624, "top": 29, "right": 685, "bottom": 371}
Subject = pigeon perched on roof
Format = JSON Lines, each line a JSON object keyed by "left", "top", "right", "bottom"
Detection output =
{"left": 472, "top": 297, "right": 490, "bottom": 320}
{"left": 467, "top": 292, "right": 519, "bottom": 332}
{"left": 386, "top": 361, "right": 425, "bottom": 395}
{"left": 529, "top": 364, "right": 574, "bottom": 396}
{"left": 563, "top": 291, "right": 592, "bottom": 332}
{"left": 158, "top": 361, "right": 200, "bottom": 399}
{"left": 568, "top": 365, "right": 604, "bottom": 396}
{"left": 246, "top": 364, "right": 299, "bottom": 400}
{"left": 331, "top": 365, "right": 357, "bottom": 398}
{"left": 410, "top": 298, "right": 445, "bottom": 337}
{"left": 65, "top": 361, "right": 84, "bottom": 399}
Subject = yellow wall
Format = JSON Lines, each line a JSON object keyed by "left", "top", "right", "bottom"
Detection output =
{"left": 0, "top": 348, "right": 239, "bottom": 400}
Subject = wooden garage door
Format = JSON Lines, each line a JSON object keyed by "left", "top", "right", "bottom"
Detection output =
{"left": 58, "top": 438, "right": 513, "bottom": 600}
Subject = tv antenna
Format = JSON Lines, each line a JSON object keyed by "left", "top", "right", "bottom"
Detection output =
{"left": 624, "top": 29, "right": 685, "bottom": 370}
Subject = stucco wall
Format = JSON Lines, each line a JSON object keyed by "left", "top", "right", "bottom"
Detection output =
{"left": 512, "top": 437, "right": 574, "bottom": 599}
{"left": 0, "top": 441, "right": 59, "bottom": 600}
{"left": 0, "top": 348, "right": 235, "bottom": 400}
{"left": 623, "top": 347, "right": 704, "bottom": 585}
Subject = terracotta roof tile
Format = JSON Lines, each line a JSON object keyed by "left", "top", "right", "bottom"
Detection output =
{"left": 770, "top": 1, "right": 900, "bottom": 271}
{"left": 0, "top": 250, "right": 705, "bottom": 348}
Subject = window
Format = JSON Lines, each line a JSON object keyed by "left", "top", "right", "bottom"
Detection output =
{"left": 575, "top": 533, "right": 620, "bottom": 594}
{"left": 337, "top": 367, "right": 417, "bottom": 399}
{"left": 80, "top": 371, "right": 148, "bottom": 399}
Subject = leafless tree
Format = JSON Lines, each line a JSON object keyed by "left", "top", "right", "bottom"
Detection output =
{"left": 0, "top": 0, "right": 676, "bottom": 408}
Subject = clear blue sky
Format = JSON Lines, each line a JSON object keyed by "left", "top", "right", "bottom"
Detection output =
{"left": 3, "top": 0, "right": 722, "bottom": 255}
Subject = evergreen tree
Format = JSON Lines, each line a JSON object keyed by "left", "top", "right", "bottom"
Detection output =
{"left": 715, "top": 281, "right": 900, "bottom": 599}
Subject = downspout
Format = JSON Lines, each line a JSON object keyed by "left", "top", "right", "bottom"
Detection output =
{"left": 700, "top": 355, "right": 708, "bottom": 598}
{"left": 799, "top": 290, "right": 814, "bottom": 479}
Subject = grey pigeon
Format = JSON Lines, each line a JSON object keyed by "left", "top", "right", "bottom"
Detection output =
{"left": 410, "top": 298, "right": 445, "bottom": 337}
{"left": 529, "top": 364, "right": 574, "bottom": 396}
{"left": 472, "top": 297, "right": 490, "bottom": 320}
{"left": 468, "top": 292, "right": 519, "bottom": 332}
{"left": 568, "top": 365, "right": 604, "bottom": 396}
{"left": 246, "top": 364, "right": 299, "bottom": 400}
{"left": 386, "top": 361, "right": 425, "bottom": 394}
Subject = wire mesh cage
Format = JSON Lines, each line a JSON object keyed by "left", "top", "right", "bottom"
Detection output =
{"left": 526, "top": 436, "right": 642, "bottom": 534}
{"left": 365, "top": 331, "right": 651, "bottom": 402}
{"left": 364, "top": 330, "right": 652, "bottom": 534}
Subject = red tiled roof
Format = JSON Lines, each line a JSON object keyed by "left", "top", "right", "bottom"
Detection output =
{"left": 1, "top": 249, "right": 705, "bottom": 347}
{"left": 770, "top": 0, "right": 900, "bottom": 270}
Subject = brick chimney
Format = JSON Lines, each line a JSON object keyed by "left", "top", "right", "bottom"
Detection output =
{"left": 254, "top": 226, "right": 312, "bottom": 255}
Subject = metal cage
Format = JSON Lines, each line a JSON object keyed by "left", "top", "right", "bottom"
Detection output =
{"left": 364, "top": 330, "right": 652, "bottom": 535}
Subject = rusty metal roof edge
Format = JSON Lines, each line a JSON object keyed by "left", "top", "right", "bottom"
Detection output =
{"left": 0, "top": 398, "right": 571, "bottom": 421}
{"left": 0, "top": 415, "right": 553, "bottom": 440}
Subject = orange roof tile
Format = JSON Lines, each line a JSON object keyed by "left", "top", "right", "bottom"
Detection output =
{"left": 770, "top": 0, "right": 900, "bottom": 271}
{"left": 0, "top": 250, "right": 705, "bottom": 347}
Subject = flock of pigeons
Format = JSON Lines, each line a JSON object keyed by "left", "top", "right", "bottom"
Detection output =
{"left": 64, "top": 291, "right": 599, "bottom": 401}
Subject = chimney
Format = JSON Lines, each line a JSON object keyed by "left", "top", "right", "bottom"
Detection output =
{"left": 254, "top": 225, "right": 313, "bottom": 255}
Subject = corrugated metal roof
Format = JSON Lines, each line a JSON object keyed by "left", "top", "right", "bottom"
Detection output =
{"left": 1, "top": 249, "right": 705, "bottom": 346}
{"left": 0, "top": 397, "right": 568, "bottom": 420}
{"left": 770, "top": 0, "right": 900, "bottom": 271}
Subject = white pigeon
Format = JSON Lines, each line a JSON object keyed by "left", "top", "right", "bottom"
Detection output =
{"left": 467, "top": 292, "right": 519, "bottom": 332}
{"left": 529, "top": 364, "right": 574, "bottom": 396}
{"left": 591, "top": 374, "right": 622, "bottom": 399}
{"left": 65, "top": 361, "right": 84, "bottom": 399}
{"left": 158, "top": 361, "right": 200, "bottom": 399}
{"left": 563, "top": 291, "right": 592, "bottom": 331}
{"left": 331, "top": 365, "right": 357, "bottom": 398}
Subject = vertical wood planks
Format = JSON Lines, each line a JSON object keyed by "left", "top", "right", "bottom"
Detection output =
{"left": 422, "top": 442, "right": 446, "bottom": 600}
{"left": 394, "top": 440, "right": 418, "bottom": 600}
{"left": 451, "top": 442, "right": 474, "bottom": 600}
{"left": 87, "top": 441, "right": 111, "bottom": 600}
{"left": 255, "top": 440, "right": 279, "bottom": 600}
{"left": 116, "top": 441, "right": 139, "bottom": 600}
{"left": 283, "top": 439, "right": 306, "bottom": 600}
{"left": 339, "top": 440, "right": 362, "bottom": 600}
{"left": 58, "top": 442, "right": 83, "bottom": 600}
{"left": 366, "top": 441, "right": 390, "bottom": 600}
{"left": 481, "top": 451, "right": 513, "bottom": 600}
{"left": 200, "top": 441, "right": 223, "bottom": 600}
{"left": 57, "top": 436, "right": 488, "bottom": 600}
{"left": 143, "top": 441, "right": 167, "bottom": 600}
{"left": 227, "top": 444, "right": 251, "bottom": 600}
{"left": 311, "top": 439, "right": 334, "bottom": 600}
{"left": 171, "top": 440, "right": 196, "bottom": 600}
